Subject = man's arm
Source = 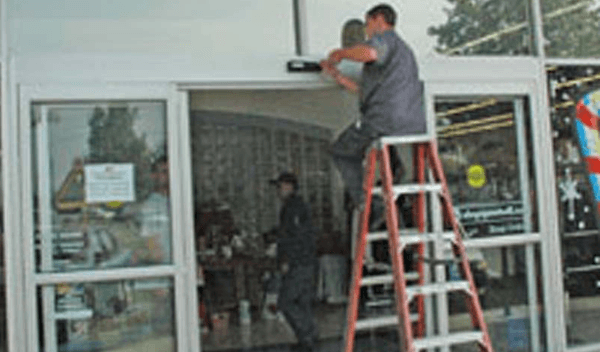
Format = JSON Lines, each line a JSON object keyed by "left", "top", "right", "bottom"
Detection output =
{"left": 320, "top": 43, "right": 378, "bottom": 93}
{"left": 327, "top": 44, "right": 378, "bottom": 64}
{"left": 320, "top": 61, "right": 359, "bottom": 93}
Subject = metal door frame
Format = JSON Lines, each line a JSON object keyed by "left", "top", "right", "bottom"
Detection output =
{"left": 15, "top": 83, "right": 199, "bottom": 352}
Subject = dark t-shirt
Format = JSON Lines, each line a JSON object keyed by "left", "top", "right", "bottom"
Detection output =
{"left": 359, "top": 30, "right": 426, "bottom": 136}
{"left": 276, "top": 193, "right": 316, "bottom": 268}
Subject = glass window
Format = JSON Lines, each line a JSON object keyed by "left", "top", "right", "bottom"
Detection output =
{"left": 541, "top": 0, "right": 600, "bottom": 58}
{"left": 548, "top": 65, "right": 600, "bottom": 346}
{"left": 436, "top": 96, "right": 539, "bottom": 238}
{"left": 306, "top": 0, "right": 536, "bottom": 60}
{"left": 39, "top": 278, "right": 175, "bottom": 352}
{"left": 31, "top": 102, "right": 172, "bottom": 273}
{"left": 448, "top": 244, "right": 544, "bottom": 352}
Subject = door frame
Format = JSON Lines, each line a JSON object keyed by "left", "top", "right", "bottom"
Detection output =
{"left": 424, "top": 77, "right": 560, "bottom": 352}
{"left": 15, "top": 83, "right": 199, "bottom": 352}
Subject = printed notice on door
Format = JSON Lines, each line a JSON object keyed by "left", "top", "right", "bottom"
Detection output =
{"left": 84, "top": 164, "right": 135, "bottom": 203}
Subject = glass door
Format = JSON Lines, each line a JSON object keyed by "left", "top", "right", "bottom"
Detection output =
{"left": 425, "top": 81, "right": 545, "bottom": 352}
{"left": 18, "top": 85, "right": 198, "bottom": 352}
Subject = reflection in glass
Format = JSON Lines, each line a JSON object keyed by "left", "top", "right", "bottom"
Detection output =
{"left": 41, "top": 278, "right": 175, "bottom": 352}
{"left": 548, "top": 65, "right": 600, "bottom": 346}
{"left": 31, "top": 102, "right": 171, "bottom": 273}
{"left": 541, "top": 0, "right": 600, "bottom": 58}
{"left": 448, "top": 246, "right": 543, "bottom": 352}
{"left": 428, "top": 0, "right": 535, "bottom": 56}
{"left": 435, "top": 96, "right": 538, "bottom": 238}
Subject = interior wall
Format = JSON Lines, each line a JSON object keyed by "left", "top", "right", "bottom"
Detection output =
{"left": 189, "top": 88, "right": 360, "bottom": 135}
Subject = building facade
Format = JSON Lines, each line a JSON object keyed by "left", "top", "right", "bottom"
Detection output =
{"left": 2, "top": 0, "right": 600, "bottom": 351}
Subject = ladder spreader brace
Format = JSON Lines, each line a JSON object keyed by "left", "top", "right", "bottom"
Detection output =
{"left": 343, "top": 135, "right": 494, "bottom": 352}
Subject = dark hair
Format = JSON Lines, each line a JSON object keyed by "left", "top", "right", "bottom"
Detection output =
{"left": 270, "top": 172, "right": 299, "bottom": 191}
{"left": 366, "top": 4, "right": 396, "bottom": 26}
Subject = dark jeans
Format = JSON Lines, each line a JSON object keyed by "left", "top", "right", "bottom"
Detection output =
{"left": 278, "top": 264, "right": 317, "bottom": 351}
{"left": 330, "top": 122, "right": 382, "bottom": 205}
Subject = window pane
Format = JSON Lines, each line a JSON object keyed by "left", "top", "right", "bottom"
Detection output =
{"left": 31, "top": 102, "right": 172, "bottom": 273}
{"left": 39, "top": 278, "right": 175, "bottom": 352}
{"left": 548, "top": 65, "right": 600, "bottom": 346}
{"left": 306, "top": 0, "right": 536, "bottom": 60}
{"left": 436, "top": 96, "right": 538, "bottom": 238}
{"left": 449, "top": 245, "right": 544, "bottom": 352}
{"left": 542, "top": 0, "right": 600, "bottom": 58}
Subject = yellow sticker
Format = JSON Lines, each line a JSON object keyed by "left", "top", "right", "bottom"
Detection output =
{"left": 106, "top": 201, "right": 123, "bottom": 209}
{"left": 467, "top": 164, "right": 486, "bottom": 188}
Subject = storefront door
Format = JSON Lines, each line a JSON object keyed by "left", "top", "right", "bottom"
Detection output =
{"left": 17, "top": 85, "right": 198, "bottom": 352}
{"left": 424, "top": 80, "right": 545, "bottom": 352}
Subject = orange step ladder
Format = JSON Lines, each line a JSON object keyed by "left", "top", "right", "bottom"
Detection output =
{"left": 344, "top": 135, "right": 494, "bottom": 352}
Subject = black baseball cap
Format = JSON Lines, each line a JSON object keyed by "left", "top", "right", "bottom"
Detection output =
{"left": 269, "top": 172, "right": 298, "bottom": 189}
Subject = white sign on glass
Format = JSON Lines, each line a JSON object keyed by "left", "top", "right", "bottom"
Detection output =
{"left": 84, "top": 163, "right": 135, "bottom": 203}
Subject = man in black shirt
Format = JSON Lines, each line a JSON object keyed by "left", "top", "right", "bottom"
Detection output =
{"left": 270, "top": 172, "right": 317, "bottom": 352}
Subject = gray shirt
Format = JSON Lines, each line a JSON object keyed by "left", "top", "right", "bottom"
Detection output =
{"left": 359, "top": 30, "right": 426, "bottom": 136}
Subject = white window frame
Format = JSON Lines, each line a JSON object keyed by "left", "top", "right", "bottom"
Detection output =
{"left": 16, "top": 83, "right": 199, "bottom": 352}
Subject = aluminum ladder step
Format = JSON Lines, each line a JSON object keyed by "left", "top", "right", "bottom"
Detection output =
{"left": 355, "top": 313, "right": 420, "bottom": 331}
{"left": 367, "top": 230, "right": 455, "bottom": 244}
{"left": 413, "top": 331, "right": 484, "bottom": 350}
{"left": 406, "top": 281, "right": 471, "bottom": 301}
{"left": 361, "top": 272, "right": 419, "bottom": 286}
{"left": 377, "top": 134, "right": 433, "bottom": 146}
{"left": 373, "top": 183, "right": 442, "bottom": 196}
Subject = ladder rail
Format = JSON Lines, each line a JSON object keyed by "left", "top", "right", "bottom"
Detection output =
{"left": 426, "top": 140, "right": 493, "bottom": 350}
{"left": 343, "top": 137, "right": 494, "bottom": 352}
{"left": 379, "top": 146, "right": 416, "bottom": 352}
{"left": 343, "top": 149, "right": 378, "bottom": 352}
{"left": 413, "top": 143, "right": 427, "bottom": 337}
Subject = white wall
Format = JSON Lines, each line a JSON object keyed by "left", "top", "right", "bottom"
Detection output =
{"left": 7, "top": 0, "right": 452, "bottom": 83}
{"left": 9, "top": 0, "right": 302, "bottom": 83}
{"left": 9, "top": 0, "right": 294, "bottom": 56}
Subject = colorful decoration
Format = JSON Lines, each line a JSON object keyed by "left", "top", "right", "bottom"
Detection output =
{"left": 575, "top": 91, "right": 600, "bottom": 216}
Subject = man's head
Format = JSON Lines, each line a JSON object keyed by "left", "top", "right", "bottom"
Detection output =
{"left": 365, "top": 3, "right": 396, "bottom": 38}
{"left": 270, "top": 172, "right": 298, "bottom": 199}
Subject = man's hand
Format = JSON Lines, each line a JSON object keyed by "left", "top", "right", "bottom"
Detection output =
{"left": 327, "top": 49, "right": 344, "bottom": 64}
{"left": 319, "top": 60, "right": 338, "bottom": 77}
{"left": 319, "top": 60, "right": 359, "bottom": 94}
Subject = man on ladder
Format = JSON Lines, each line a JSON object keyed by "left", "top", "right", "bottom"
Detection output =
{"left": 320, "top": 3, "right": 425, "bottom": 208}
{"left": 321, "top": 4, "right": 494, "bottom": 352}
